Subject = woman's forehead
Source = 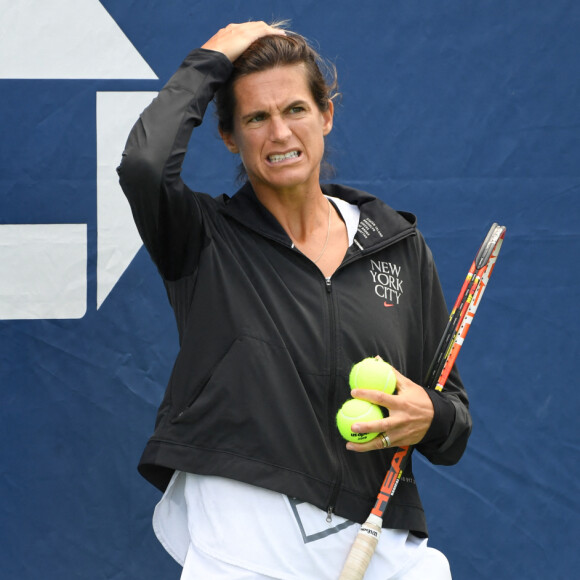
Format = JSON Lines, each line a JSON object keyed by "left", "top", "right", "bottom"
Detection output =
{"left": 233, "top": 64, "right": 312, "bottom": 111}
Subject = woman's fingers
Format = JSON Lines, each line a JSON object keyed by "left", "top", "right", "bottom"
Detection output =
{"left": 201, "top": 21, "right": 286, "bottom": 62}
{"left": 346, "top": 369, "right": 435, "bottom": 453}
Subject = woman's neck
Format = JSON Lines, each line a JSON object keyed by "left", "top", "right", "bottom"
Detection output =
{"left": 253, "top": 183, "right": 348, "bottom": 277}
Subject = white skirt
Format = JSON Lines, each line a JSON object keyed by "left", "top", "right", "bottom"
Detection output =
{"left": 153, "top": 472, "right": 451, "bottom": 580}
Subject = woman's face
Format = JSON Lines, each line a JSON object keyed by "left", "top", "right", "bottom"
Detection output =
{"left": 220, "top": 64, "right": 334, "bottom": 197}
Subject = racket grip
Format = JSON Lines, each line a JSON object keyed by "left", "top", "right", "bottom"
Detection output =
{"left": 338, "top": 514, "right": 382, "bottom": 580}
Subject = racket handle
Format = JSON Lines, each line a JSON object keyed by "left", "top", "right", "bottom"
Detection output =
{"left": 339, "top": 514, "right": 382, "bottom": 580}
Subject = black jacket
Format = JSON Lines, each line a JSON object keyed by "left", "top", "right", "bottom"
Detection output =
{"left": 117, "top": 48, "right": 472, "bottom": 537}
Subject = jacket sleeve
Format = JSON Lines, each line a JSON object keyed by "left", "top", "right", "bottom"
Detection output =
{"left": 116, "top": 48, "right": 233, "bottom": 280}
{"left": 414, "top": 235, "right": 473, "bottom": 465}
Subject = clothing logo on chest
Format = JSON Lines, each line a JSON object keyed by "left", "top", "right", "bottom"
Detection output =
{"left": 369, "top": 259, "right": 404, "bottom": 307}
{"left": 357, "top": 217, "right": 384, "bottom": 240}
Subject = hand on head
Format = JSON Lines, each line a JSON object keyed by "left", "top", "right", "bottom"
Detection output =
{"left": 202, "top": 21, "right": 286, "bottom": 63}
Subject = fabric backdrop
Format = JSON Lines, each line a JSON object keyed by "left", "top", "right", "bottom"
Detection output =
{"left": 1, "top": 1, "right": 578, "bottom": 578}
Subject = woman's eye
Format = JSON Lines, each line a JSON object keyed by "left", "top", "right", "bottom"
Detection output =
{"left": 248, "top": 114, "right": 266, "bottom": 123}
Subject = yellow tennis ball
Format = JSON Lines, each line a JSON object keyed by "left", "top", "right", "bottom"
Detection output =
{"left": 336, "top": 398, "right": 383, "bottom": 443}
{"left": 349, "top": 357, "right": 397, "bottom": 394}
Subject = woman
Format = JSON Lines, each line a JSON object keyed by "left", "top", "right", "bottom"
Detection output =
{"left": 118, "top": 21, "right": 471, "bottom": 579}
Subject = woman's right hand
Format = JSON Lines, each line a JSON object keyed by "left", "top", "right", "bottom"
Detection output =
{"left": 201, "top": 22, "right": 286, "bottom": 63}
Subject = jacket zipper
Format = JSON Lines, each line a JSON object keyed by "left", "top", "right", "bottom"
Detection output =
{"left": 325, "top": 275, "right": 341, "bottom": 522}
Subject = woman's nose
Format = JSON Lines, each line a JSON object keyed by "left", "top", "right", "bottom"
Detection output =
{"left": 269, "top": 115, "right": 292, "bottom": 141}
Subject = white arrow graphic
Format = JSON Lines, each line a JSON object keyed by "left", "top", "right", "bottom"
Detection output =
{"left": 0, "top": 0, "right": 157, "bottom": 319}
{"left": 0, "top": 0, "right": 157, "bottom": 79}
{"left": 97, "top": 91, "right": 157, "bottom": 309}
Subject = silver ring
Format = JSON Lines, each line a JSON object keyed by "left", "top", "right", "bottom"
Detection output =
{"left": 381, "top": 433, "right": 391, "bottom": 448}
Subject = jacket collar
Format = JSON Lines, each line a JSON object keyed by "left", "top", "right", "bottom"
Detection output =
{"left": 219, "top": 182, "right": 416, "bottom": 252}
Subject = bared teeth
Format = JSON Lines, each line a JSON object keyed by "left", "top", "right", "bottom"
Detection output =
{"left": 269, "top": 151, "right": 299, "bottom": 163}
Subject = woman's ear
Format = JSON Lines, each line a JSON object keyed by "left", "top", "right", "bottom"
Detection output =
{"left": 322, "top": 99, "right": 334, "bottom": 137}
{"left": 219, "top": 128, "right": 239, "bottom": 154}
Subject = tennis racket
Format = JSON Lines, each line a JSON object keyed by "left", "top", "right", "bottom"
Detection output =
{"left": 338, "top": 223, "right": 506, "bottom": 580}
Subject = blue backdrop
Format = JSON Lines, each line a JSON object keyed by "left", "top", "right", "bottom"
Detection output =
{"left": 1, "top": 1, "right": 578, "bottom": 578}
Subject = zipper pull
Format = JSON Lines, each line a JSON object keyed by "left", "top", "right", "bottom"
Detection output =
{"left": 325, "top": 277, "right": 332, "bottom": 293}
{"left": 326, "top": 506, "right": 334, "bottom": 523}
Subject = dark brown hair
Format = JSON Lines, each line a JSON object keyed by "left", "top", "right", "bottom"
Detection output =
{"left": 215, "top": 32, "right": 338, "bottom": 136}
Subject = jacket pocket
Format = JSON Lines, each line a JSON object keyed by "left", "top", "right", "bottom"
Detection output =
{"left": 168, "top": 334, "right": 243, "bottom": 424}
{"left": 167, "top": 334, "right": 328, "bottom": 465}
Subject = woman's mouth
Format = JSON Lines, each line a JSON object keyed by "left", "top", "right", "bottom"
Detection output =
{"left": 268, "top": 150, "right": 300, "bottom": 164}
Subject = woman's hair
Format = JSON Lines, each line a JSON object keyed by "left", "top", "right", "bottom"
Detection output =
{"left": 215, "top": 30, "right": 339, "bottom": 136}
